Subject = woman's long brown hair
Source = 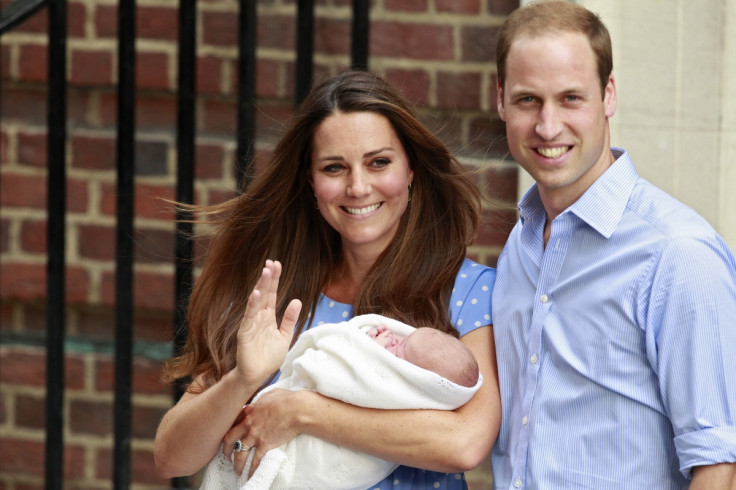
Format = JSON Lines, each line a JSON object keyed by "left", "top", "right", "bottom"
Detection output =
{"left": 162, "top": 70, "right": 481, "bottom": 391}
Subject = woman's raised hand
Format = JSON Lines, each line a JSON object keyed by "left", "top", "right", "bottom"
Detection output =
{"left": 236, "top": 260, "right": 302, "bottom": 387}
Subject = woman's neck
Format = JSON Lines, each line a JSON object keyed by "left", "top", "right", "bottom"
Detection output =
{"left": 324, "top": 251, "right": 376, "bottom": 304}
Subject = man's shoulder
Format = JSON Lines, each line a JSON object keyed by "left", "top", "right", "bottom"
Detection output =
{"left": 627, "top": 178, "right": 718, "bottom": 241}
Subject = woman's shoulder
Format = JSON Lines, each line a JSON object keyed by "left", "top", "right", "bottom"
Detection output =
{"left": 454, "top": 258, "right": 496, "bottom": 290}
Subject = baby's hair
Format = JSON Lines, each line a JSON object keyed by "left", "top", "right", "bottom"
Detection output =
{"left": 408, "top": 328, "right": 479, "bottom": 387}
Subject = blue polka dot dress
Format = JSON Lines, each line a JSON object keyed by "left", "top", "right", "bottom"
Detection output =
{"left": 304, "top": 258, "right": 496, "bottom": 490}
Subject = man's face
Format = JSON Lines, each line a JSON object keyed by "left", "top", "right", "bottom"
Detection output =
{"left": 498, "top": 31, "right": 617, "bottom": 216}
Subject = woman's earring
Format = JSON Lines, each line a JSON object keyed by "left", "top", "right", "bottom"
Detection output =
{"left": 314, "top": 192, "right": 319, "bottom": 209}
{"left": 407, "top": 183, "right": 412, "bottom": 203}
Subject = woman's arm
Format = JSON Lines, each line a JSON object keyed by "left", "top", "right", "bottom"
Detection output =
{"left": 154, "top": 261, "right": 301, "bottom": 478}
{"left": 234, "top": 325, "right": 501, "bottom": 476}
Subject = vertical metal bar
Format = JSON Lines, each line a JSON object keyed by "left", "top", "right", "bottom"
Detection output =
{"left": 351, "top": 0, "right": 369, "bottom": 69}
{"left": 295, "top": 0, "right": 313, "bottom": 105}
{"left": 236, "top": 0, "right": 256, "bottom": 191}
{"left": 172, "top": 0, "right": 196, "bottom": 486}
{"left": 114, "top": 0, "right": 136, "bottom": 487}
{"left": 45, "top": 0, "right": 67, "bottom": 488}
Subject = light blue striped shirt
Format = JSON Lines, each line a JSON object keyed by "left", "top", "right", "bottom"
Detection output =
{"left": 491, "top": 148, "right": 736, "bottom": 489}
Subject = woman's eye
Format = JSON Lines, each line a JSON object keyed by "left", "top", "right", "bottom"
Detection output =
{"left": 323, "top": 163, "right": 344, "bottom": 173}
{"left": 372, "top": 158, "right": 390, "bottom": 168}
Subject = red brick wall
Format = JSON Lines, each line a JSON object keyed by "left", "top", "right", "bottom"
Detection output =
{"left": 0, "top": 0, "right": 518, "bottom": 487}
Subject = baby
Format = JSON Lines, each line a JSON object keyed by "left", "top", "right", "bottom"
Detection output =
{"left": 366, "top": 324, "right": 479, "bottom": 388}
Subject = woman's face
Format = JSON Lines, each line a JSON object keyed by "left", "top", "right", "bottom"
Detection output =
{"left": 309, "top": 111, "right": 413, "bottom": 258}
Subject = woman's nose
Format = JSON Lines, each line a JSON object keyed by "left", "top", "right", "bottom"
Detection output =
{"left": 347, "top": 169, "right": 370, "bottom": 197}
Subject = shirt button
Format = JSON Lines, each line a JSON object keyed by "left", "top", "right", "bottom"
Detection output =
{"left": 530, "top": 354, "right": 538, "bottom": 364}
{"left": 522, "top": 415, "right": 529, "bottom": 425}
{"left": 514, "top": 478, "right": 522, "bottom": 488}
{"left": 540, "top": 294, "right": 548, "bottom": 303}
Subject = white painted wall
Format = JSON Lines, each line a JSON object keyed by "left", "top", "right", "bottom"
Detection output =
{"left": 516, "top": 0, "right": 736, "bottom": 249}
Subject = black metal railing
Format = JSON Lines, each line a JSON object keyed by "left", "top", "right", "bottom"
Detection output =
{"left": 0, "top": 0, "right": 370, "bottom": 488}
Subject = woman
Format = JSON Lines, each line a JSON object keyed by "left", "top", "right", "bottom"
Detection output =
{"left": 154, "top": 70, "right": 501, "bottom": 489}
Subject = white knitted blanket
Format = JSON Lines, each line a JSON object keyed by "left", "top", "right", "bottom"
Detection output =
{"left": 199, "top": 313, "right": 482, "bottom": 490}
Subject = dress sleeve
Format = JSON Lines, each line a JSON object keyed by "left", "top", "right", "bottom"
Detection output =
{"left": 449, "top": 259, "right": 496, "bottom": 337}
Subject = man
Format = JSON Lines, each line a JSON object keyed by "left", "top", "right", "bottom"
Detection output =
{"left": 491, "top": 2, "right": 736, "bottom": 489}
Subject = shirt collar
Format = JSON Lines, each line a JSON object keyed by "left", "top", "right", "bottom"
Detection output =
{"left": 518, "top": 148, "right": 639, "bottom": 238}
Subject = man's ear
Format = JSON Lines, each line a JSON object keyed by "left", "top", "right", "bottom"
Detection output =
{"left": 604, "top": 74, "right": 617, "bottom": 118}
{"left": 497, "top": 82, "right": 507, "bottom": 121}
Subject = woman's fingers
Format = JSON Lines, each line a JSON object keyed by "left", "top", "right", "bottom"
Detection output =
{"left": 280, "top": 298, "right": 302, "bottom": 339}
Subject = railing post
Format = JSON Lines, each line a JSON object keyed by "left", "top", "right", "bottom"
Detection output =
{"left": 114, "top": 0, "right": 136, "bottom": 487}
{"left": 172, "top": 0, "right": 196, "bottom": 485}
{"left": 237, "top": 0, "right": 257, "bottom": 191}
{"left": 351, "top": 0, "right": 369, "bottom": 69}
{"left": 295, "top": 0, "right": 314, "bottom": 105}
{"left": 45, "top": 0, "right": 68, "bottom": 488}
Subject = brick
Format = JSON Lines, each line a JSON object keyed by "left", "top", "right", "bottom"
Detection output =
{"left": 0, "top": 346, "right": 85, "bottom": 390}
{"left": 69, "top": 399, "right": 112, "bottom": 435}
{"left": 101, "top": 269, "right": 174, "bottom": 311}
{"left": 384, "top": 0, "right": 428, "bottom": 12}
{"left": 195, "top": 142, "right": 226, "bottom": 180}
{"left": 134, "top": 311, "right": 175, "bottom": 342}
{"left": 1, "top": 218, "right": 9, "bottom": 253}
{"left": 68, "top": 1, "right": 87, "bottom": 38}
{"left": 18, "top": 44, "right": 48, "bottom": 83}
{"left": 78, "top": 224, "right": 115, "bottom": 261}
{"left": 1, "top": 44, "right": 10, "bottom": 79}
{"left": 68, "top": 178, "right": 90, "bottom": 213}
{"left": 462, "top": 26, "right": 498, "bottom": 63}
{"left": 0, "top": 439, "right": 44, "bottom": 476}
{"left": 202, "top": 98, "right": 237, "bottom": 134}
{"left": 136, "top": 139, "right": 169, "bottom": 176}
{"left": 71, "top": 133, "right": 115, "bottom": 170}
{"left": 371, "top": 22, "right": 454, "bottom": 60}
{"left": 20, "top": 220, "right": 47, "bottom": 254}
{"left": 486, "top": 164, "right": 518, "bottom": 204}
{"left": 197, "top": 55, "right": 225, "bottom": 94}
{"left": 95, "top": 355, "right": 168, "bottom": 395}
{"left": 202, "top": 10, "right": 238, "bottom": 46}
{"left": 469, "top": 116, "right": 507, "bottom": 156}
{"left": 18, "top": 131, "right": 48, "bottom": 167}
{"left": 134, "top": 227, "right": 174, "bottom": 265}
{"left": 94, "top": 4, "right": 117, "bottom": 38}
{"left": 136, "top": 51, "right": 170, "bottom": 91}
{"left": 437, "top": 71, "right": 481, "bottom": 110}
{"left": 70, "top": 49, "right": 114, "bottom": 86}
{"left": 488, "top": 0, "right": 518, "bottom": 16}
{"left": 0, "top": 87, "right": 47, "bottom": 125}
{"left": 136, "top": 94, "right": 176, "bottom": 130}
{"left": 478, "top": 207, "right": 517, "bottom": 247}
{"left": 437, "top": 0, "right": 480, "bottom": 14}
{"left": 314, "top": 18, "right": 351, "bottom": 55}
{"left": 253, "top": 58, "right": 284, "bottom": 98}
{"left": 0, "top": 262, "right": 89, "bottom": 304}
{"left": 75, "top": 307, "right": 114, "bottom": 338}
{"left": 95, "top": 447, "right": 170, "bottom": 485}
{"left": 257, "top": 15, "right": 295, "bottom": 50}
{"left": 12, "top": 7, "right": 47, "bottom": 34}
{"left": 1, "top": 129, "right": 8, "bottom": 163}
{"left": 137, "top": 6, "right": 178, "bottom": 41}
{"left": 132, "top": 404, "right": 168, "bottom": 439}
{"left": 384, "top": 68, "right": 431, "bottom": 106}
{"left": 15, "top": 394, "right": 45, "bottom": 430}
{"left": 1, "top": 173, "right": 87, "bottom": 212}
{"left": 136, "top": 184, "right": 176, "bottom": 221}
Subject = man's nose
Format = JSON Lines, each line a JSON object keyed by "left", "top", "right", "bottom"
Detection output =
{"left": 535, "top": 104, "right": 563, "bottom": 140}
